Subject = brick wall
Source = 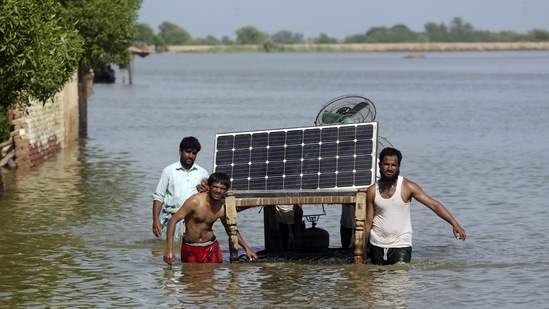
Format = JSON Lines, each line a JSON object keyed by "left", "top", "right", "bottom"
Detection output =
{"left": 7, "top": 76, "right": 79, "bottom": 169}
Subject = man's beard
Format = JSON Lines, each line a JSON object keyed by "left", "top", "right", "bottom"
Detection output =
{"left": 379, "top": 170, "right": 399, "bottom": 184}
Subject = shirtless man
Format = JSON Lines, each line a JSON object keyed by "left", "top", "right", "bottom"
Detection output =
{"left": 364, "top": 147, "right": 466, "bottom": 265}
{"left": 163, "top": 172, "right": 258, "bottom": 264}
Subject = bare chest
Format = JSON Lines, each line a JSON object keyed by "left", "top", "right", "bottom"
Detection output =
{"left": 191, "top": 205, "right": 225, "bottom": 224}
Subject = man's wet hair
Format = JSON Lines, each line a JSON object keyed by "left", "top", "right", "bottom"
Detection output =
{"left": 208, "top": 172, "right": 231, "bottom": 189}
{"left": 180, "top": 136, "right": 201, "bottom": 152}
{"left": 379, "top": 147, "right": 402, "bottom": 165}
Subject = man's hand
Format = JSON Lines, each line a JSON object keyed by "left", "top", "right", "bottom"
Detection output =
{"left": 246, "top": 249, "right": 258, "bottom": 261}
{"left": 152, "top": 220, "right": 162, "bottom": 237}
{"left": 163, "top": 248, "right": 176, "bottom": 265}
{"left": 453, "top": 224, "right": 467, "bottom": 241}
{"left": 197, "top": 178, "right": 209, "bottom": 192}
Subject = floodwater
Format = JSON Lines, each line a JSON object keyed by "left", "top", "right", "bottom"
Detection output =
{"left": 1, "top": 51, "right": 548, "bottom": 308}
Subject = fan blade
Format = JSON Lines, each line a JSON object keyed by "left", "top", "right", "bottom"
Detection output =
{"left": 321, "top": 101, "right": 370, "bottom": 124}
{"left": 346, "top": 101, "right": 370, "bottom": 117}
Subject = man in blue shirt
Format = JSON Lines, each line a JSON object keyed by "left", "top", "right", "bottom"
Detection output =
{"left": 152, "top": 136, "right": 209, "bottom": 241}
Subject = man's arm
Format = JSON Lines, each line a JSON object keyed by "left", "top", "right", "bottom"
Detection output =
{"left": 163, "top": 197, "right": 194, "bottom": 265}
{"left": 221, "top": 216, "right": 258, "bottom": 261}
{"left": 236, "top": 231, "right": 258, "bottom": 261}
{"left": 363, "top": 185, "right": 376, "bottom": 263}
{"left": 152, "top": 168, "right": 169, "bottom": 237}
{"left": 196, "top": 168, "right": 210, "bottom": 192}
{"left": 152, "top": 200, "right": 164, "bottom": 237}
{"left": 405, "top": 179, "right": 466, "bottom": 241}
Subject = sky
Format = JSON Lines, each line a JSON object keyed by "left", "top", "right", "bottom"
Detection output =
{"left": 138, "top": 0, "right": 549, "bottom": 40}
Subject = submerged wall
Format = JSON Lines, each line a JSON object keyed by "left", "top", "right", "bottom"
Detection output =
{"left": 5, "top": 75, "right": 79, "bottom": 169}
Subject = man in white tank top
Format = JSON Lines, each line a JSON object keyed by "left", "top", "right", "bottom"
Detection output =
{"left": 364, "top": 147, "right": 466, "bottom": 265}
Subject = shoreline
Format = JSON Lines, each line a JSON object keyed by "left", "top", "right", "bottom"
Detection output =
{"left": 159, "top": 42, "right": 549, "bottom": 53}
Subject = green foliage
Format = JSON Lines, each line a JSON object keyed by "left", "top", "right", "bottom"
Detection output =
{"left": 493, "top": 30, "right": 521, "bottom": 42}
{"left": 352, "top": 25, "right": 419, "bottom": 43}
{"left": 190, "top": 36, "right": 220, "bottom": 45}
{"left": 527, "top": 29, "right": 549, "bottom": 41}
{"left": 236, "top": 26, "right": 268, "bottom": 44}
{"left": 448, "top": 17, "right": 476, "bottom": 42}
{"left": 343, "top": 33, "right": 368, "bottom": 44}
{"left": 271, "top": 30, "right": 305, "bottom": 44}
{"left": 144, "top": 16, "right": 548, "bottom": 49}
{"left": 153, "top": 36, "right": 168, "bottom": 52}
{"left": 424, "top": 22, "right": 449, "bottom": 42}
{"left": 58, "top": 0, "right": 142, "bottom": 70}
{"left": 0, "top": 0, "right": 83, "bottom": 109}
{"left": 221, "top": 36, "right": 234, "bottom": 45}
{"left": 0, "top": 106, "right": 10, "bottom": 142}
{"left": 136, "top": 23, "right": 156, "bottom": 46}
{"left": 158, "top": 21, "right": 191, "bottom": 45}
{"left": 314, "top": 33, "right": 338, "bottom": 44}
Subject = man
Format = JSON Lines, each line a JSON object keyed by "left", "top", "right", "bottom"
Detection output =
{"left": 364, "top": 147, "right": 466, "bottom": 265}
{"left": 163, "top": 172, "right": 258, "bottom": 264}
{"left": 340, "top": 204, "right": 355, "bottom": 249}
{"left": 274, "top": 204, "right": 304, "bottom": 251}
{"left": 152, "top": 136, "right": 209, "bottom": 241}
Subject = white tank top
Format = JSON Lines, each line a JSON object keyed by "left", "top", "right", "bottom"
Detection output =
{"left": 369, "top": 176, "right": 413, "bottom": 248}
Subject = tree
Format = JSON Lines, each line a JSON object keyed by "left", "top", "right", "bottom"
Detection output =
{"left": 158, "top": 21, "right": 191, "bottom": 45}
{"left": 221, "top": 36, "right": 234, "bottom": 45}
{"left": 360, "top": 26, "right": 417, "bottom": 43}
{"left": 314, "top": 33, "right": 338, "bottom": 44}
{"left": 449, "top": 17, "right": 475, "bottom": 42}
{"left": 424, "top": 22, "right": 449, "bottom": 42}
{"left": 527, "top": 29, "right": 549, "bottom": 41}
{"left": 388, "top": 24, "right": 418, "bottom": 42}
{"left": 236, "top": 26, "right": 268, "bottom": 44}
{"left": 136, "top": 23, "right": 156, "bottom": 46}
{"left": 58, "top": 0, "right": 142, "bottom": 70}
{"left": 58, "top": 0, "right": 142, "bottom": 137}
{"left": 271, "top": 30, "right": 305, "bottom": 44}
{"left": 0, "top": 0, "right": 83, "bottom": 110}
{"left": 343, "top": 33, "right": 368, "bottom": 44}
{"left": 190, "top": 35, "right": 220, "bottom": 45}
{"left": 153, "top": 36, "right": 168, "bottom": 52}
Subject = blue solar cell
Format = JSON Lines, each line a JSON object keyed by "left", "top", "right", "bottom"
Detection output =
{"left": 213, "top": 122, "right": 377, "bottom": 195}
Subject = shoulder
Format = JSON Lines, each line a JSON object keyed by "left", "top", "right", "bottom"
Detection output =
{"left": 192, "top": 163, "right": 209, "bottom": 174}
{"left": 401, "top": 177, "right": 422, "bottom": 192}
{"left": 366, "top": 183, "right": 376, "bottom": 195}
{"left": 183, "top": 192, "right": 205, "bottom": 207}
{"left": 164, "top": 161, "right": 181, "bottom": 171}
{"left": 400, "top": 176, "right": 414, "bottom": 186}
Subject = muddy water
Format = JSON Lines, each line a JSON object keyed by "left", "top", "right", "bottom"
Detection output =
{"left": 1, "top": 51, "right": 548, "bottom": 308}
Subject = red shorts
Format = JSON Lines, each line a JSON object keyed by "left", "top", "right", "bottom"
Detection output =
{"left": 180, "top": 239, "right": 223, "bottom": 263}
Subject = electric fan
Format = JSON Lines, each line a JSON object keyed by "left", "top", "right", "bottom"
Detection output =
{"left": 313, "top": 94, "right": 394, "bottom": 153}
{"left": 377, "top": 135, "right": 394, "bottom": 155}
{"left": 314, "top": 94, "right": 376, "bottom": 126}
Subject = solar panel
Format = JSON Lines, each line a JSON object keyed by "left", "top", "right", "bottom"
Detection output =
{"left": 213, "top": 122, "right": 377, "bottom": 197}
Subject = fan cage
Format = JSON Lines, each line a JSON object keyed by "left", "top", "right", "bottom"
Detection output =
{"left": 314, "top": 94, "right": 377, "bottom": 126}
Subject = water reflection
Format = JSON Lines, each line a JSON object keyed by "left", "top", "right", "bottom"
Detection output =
{"left": 0, "top": 145, "right": 84, "bottom": 307}
{"left": 0, "top": 140, "right": 153, "bottom": 308}
{"left": 366, "top": 267, "right": 415, "bottom": 308}
{"left": 157, "top": 262, "right": 417, "bottom": 308}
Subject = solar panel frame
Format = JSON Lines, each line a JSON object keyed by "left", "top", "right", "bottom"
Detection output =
{"left": 213, "top": 122, "right": 378, "bottom": 197}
